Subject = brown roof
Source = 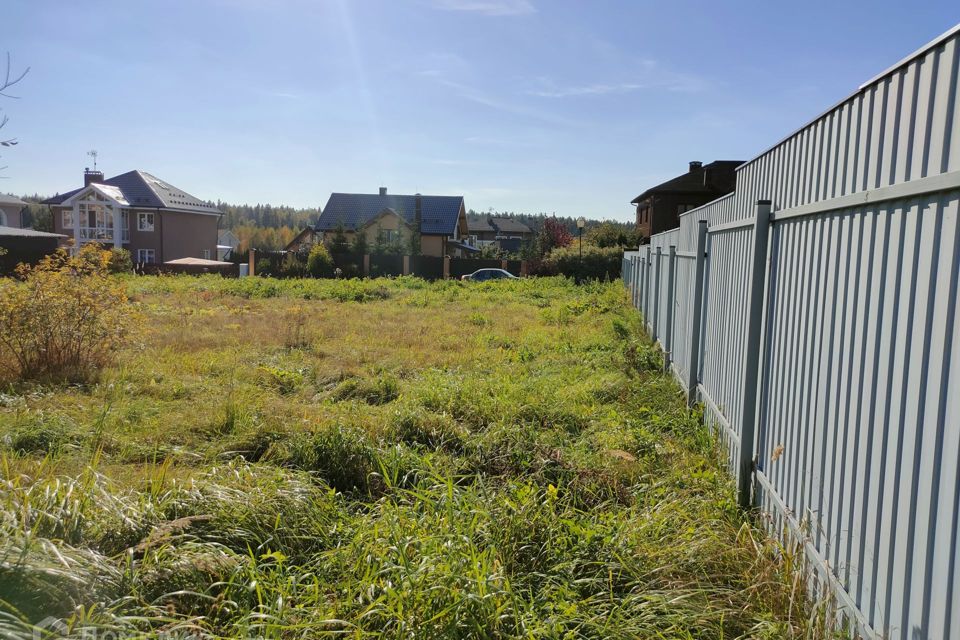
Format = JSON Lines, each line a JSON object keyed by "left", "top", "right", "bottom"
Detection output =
{"left": 467, "top": 216, "right": 495, "bottom": 233}
{"left": 490, "top": 217, "right": 532, "bottom": 234}
{"left": 631, "top": 160, "right": 744, "bottom": 204}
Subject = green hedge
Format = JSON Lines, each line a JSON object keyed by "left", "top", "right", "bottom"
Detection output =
{"left": 535, "top": 244, "right": 622, "bottom": 281}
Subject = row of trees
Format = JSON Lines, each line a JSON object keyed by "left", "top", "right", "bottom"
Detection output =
{"left": 216, "top": 201, "right": 318, "bottom": 230}
{"left": 466, "top": 209, "right": 637, "bottom": 237}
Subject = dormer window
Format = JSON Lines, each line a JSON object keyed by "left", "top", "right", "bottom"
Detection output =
{"left": 138, "top": 212, "right": 155, "bottom": 232}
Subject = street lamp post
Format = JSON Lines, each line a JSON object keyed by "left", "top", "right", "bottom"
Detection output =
{"left": 576, "top": 216, "right": 586, "bottom": 283}
{"left": 576, "top": 216, "right": 586, "bottom": 260}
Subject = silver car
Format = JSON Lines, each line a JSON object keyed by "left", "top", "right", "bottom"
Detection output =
{"left": 461, "top": 268, "right": 518, "bottom": 282}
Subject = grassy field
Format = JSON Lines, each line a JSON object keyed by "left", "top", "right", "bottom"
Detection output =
{"left": 0, "top": 275, "right": 816, "bottom": 639}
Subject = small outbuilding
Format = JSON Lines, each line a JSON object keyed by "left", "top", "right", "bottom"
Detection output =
{"left": 0, "top": 225, "right": 67, "bottom": 273}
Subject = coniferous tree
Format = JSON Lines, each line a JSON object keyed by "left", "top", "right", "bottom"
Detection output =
{"left": 330, "top": 223, "right": 350, "bottom": 254}
{"left": 351, "top": 230, "right": 369, "bottom": 256}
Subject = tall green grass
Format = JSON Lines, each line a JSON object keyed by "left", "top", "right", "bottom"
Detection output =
{"left": 0, "top": 275, "right": 822, "bottom": 638}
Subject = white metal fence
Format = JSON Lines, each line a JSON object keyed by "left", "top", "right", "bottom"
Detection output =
{"left": 622, "top": 24, "right": 960, "bottom": 640}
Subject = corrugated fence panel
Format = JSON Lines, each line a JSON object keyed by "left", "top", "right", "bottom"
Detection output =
{"left": 669, "top": 217, "right": 699, "bottom": 389}
{"left": 738, "top": 27, "right": 960, "bottom": 639}
{"left": 755, "top": 190, "right": 960, "bottom": 638}
{"left": 648, "top": 229, "right": 679, "bottom": 344}
{"left": 622, "top": 23, "right": 960, "bottom": 639}
{"left": 700, "top": 223, "right": 753, "bottom": 471}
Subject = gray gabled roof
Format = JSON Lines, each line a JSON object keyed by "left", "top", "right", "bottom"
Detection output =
{"left": 0, "top": 194, "right": 27, "bottom": 207}
{"left": 490, "top": 217, "right": 532, "bottom": 234}
{"left": 0, "top": 225, "right": 66, "bottom": 238}
{"left": 218, "top": 229, "right": 240, "bottom": 247}
{"left": 467, "top": 215, "right": 532, "bottom": 235}
{"left": 316, "top": 192, "right": 464, "bottom": 235}
{"left": 42, "top": 170, "right": 221, "bottom": 215}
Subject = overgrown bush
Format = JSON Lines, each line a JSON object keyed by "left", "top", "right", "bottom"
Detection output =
{"left": 278, "top": 250, "right": 308, "bottom": 278}
{"left": 535, "top": 244, "right": 623, "bottom": 280}
{"left": 307, "top": 243, "right": 334, "bottom": 277}
{"left": 107, "top": 247, "right": 133, "bottom": 273}
{"left": 0, "top": 245, "right": 139, "bottom": 383}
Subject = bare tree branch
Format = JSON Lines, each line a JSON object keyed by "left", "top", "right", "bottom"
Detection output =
{"left": 0, "top": 52, "right": 29, "bottom": 176}
{"left": 0, "top": 52, "right": 30, "bottom": 98}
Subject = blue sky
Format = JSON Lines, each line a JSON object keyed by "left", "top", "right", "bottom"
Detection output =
{"left": 2, "top": 1, "right": 957, "bottom": 221}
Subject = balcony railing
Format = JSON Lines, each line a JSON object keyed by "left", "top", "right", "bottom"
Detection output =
{"left": 77, "top": 226, "right": 130, "bottom": 243}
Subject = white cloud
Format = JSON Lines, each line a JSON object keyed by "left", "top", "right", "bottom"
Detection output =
{"left": 527, "top": 83, "right": 645, "bottom": 98}
{"left": 429, "top": 0, "right": 535, "bottom": 16}
{"left": 465, "top": 136, "right": 513, "bottom": 145}
{"left": 526, "top": 60, "right": 709, "bottom": 98}
{"left": 432, "top": 77, "right": 581, "bottom": 127}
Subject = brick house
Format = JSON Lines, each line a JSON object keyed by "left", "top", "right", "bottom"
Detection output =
{"left": 632, "top": 160, "right": 742, "bottom": 240}
{"left": 43, "top": 169, "right": 222, "bottom": 263}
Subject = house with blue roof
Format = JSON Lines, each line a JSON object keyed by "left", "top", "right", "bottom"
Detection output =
{"left": 312, "top": 187, "right": 472, "bottom": 257}
{"left": 43, "top": 168, "right": 223, "bottom": 264}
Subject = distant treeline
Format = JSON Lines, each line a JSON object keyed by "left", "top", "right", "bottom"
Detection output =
{"left": 466, "top": 209, "right": 633, "bottom": 235}
{"left": 215, "top": 201, "right": 319, "bottom": 230}
{"left": 215, "top": 202, "right": 319, "bottom": 252}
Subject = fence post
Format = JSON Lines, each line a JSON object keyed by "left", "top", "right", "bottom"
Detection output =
{"left": 737, "top": 200, "right": 772, "bottom": 509}
{"left": 363, "top": 254, "right": 370, "bottom": 277}
{"left": 403, "top": 255, "right": 410, "bottom": 276}
{"left": 644, "top": 250, "right": 652, "bottom": 330}
{"left": 635, "top": 254, "right": 642, "bottom": 311}
{"left": 635, "top": 256, "right": 641, "bottom": 309}
{"left": 248, "top": 248, "right": 256, "bottom": 277}
{"left": 652, "top": 246, "right": 662, "bottom": 341}
{"left": 663, "top": 245, "right": 677, "bottom": 372}
{"left": 686, "top": 220, "right": 708, "bottom": 407}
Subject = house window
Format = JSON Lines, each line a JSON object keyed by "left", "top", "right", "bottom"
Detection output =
{"left": 379, "top": 229, "right": 397, "bottom": 243}
{"left": 62, "top": 210, "right": 74, "bottom": 228}
{"left": 677, "top": 204, "right": 697, "bottom": 215}
{"left": 137, "top": 212, "right": 155, "bottom": 231}
{"left": 137, "top": 249, "right": 156, "bottom": 264}
{"left": 202, "top": 249, "right": 211, "bottom": 259}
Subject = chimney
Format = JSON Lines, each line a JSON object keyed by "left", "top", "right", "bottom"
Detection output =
{"left": 379, "top": 187, "right": 387, "bottom": 196}
{"left": 84, "top": 167, "right": 104, "bottom": 186}
{"left": 688, "top": 161, "right": 703, "bottom": 173}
